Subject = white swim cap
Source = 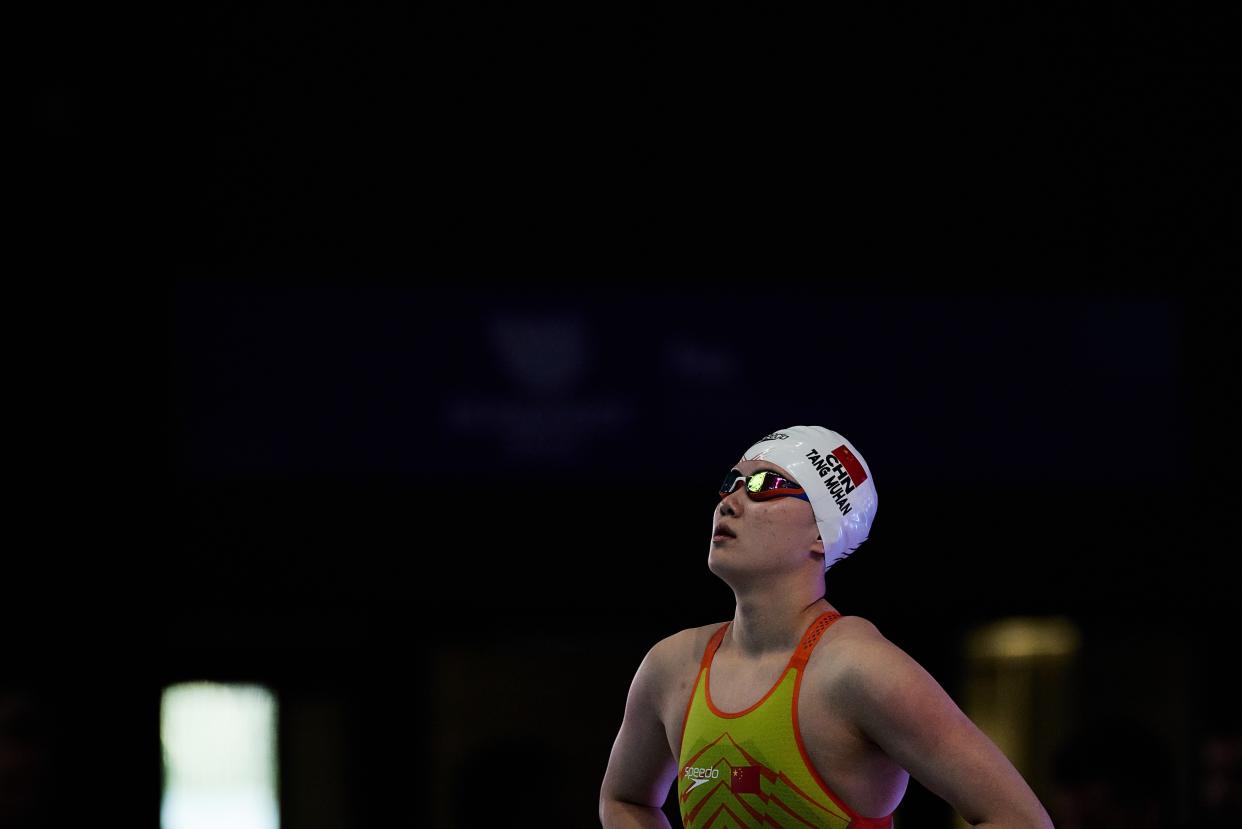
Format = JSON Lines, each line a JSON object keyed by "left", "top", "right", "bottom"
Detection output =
{"left": 740, "top": 426, "right": 878, "bottom": 570}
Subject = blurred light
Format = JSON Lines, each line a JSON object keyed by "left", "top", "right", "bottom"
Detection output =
{"left": 956, "top": 617, "right": 1082, "bottom": 829}
{"left": 966, "top": 616, "right": 1081, "bottom": 659}
{"left": 161, "top": 683, "right": 279, "bottom": 829}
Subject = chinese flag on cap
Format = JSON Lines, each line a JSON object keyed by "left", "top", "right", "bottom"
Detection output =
{"left": 832, "top": 444, "right": 868, "bottom": 486}
{"left": 730, "top": 765, "right": 761, "bottom": 795}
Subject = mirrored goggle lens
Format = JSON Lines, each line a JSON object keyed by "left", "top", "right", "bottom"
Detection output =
{"left": 719, "top": 469, "right": 806, "bottom": 499}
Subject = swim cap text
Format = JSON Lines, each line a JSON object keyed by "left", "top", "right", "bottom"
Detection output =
{"left": 805, "top": 448, "right": 855, "bottom": 516}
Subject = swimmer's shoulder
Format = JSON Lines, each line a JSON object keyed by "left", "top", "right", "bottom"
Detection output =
{"left": 811, "top": 614, "right": 911, "bottom": 694}
{"left": 827, "top": 613, "right": 886, "bottom": 641}
{"left": 648, "top": 620, "right": 732, "bottom": 673}
{"left": 820, "top": 614, "right": 891, "bottom": 659}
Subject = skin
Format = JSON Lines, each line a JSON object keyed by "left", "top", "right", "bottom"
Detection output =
{"left": 600, "top": 458, "right": 1054, "bottom": 828}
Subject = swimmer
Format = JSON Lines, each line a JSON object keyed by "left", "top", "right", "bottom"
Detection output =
{"left": 600, "top": 426, "right": 1053, "bottom": 828}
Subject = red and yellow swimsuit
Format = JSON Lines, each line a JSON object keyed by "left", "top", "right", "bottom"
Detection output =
{"left": 677, "top": 611, "right": 895, "bottom": 828}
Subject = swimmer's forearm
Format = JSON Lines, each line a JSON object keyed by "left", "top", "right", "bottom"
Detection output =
{"left": 599, "top": 799, "right": 673, "bottom": 828}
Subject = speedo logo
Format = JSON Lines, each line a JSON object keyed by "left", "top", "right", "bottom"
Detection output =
{"left": 683, "top": 765, "right": 720, "bottom": 791}
{"left": 758, "top": 432, "right": 789, "bottom": 442}
{"left": 805, "top": 446, "right": 868, "bottom": 516}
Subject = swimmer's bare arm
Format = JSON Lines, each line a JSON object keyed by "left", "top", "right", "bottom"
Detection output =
{"left": 839, "top": 625, "right": 1053, "bottom": 828}
{"left": 599, "top": 635, "right": 680, "bottom": 828}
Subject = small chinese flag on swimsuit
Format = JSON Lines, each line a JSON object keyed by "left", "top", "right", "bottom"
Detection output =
{"left": 730, "top": 765, "right": 761, "bottom": 795}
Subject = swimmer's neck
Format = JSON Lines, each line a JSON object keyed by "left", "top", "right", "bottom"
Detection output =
{"left": 724, "top": 589, "right": 835, "bottom": 659}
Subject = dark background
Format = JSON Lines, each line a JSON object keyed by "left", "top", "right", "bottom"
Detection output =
{"left": 12, "top": 1, "right": 1239, "bottom": 827}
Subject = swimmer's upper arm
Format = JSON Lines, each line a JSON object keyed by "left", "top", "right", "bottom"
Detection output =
{"left": 838, "top": 626, "right": 1053, "bottom": 828}
{"left": 599, "top": 633, "right": 682, "bottom": 812}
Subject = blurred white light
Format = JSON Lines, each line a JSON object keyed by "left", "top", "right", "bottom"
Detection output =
{"left": 161, "top": 683, "right": 279, "bottom": 829}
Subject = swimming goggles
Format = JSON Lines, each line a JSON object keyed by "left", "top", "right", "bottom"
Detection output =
{"left": 719, "top": 468, "right": 810, "bottom": 502}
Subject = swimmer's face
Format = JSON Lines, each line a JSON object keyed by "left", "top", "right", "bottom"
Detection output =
{"left": 710, "top": 459, "right": 824, "bottom": 573}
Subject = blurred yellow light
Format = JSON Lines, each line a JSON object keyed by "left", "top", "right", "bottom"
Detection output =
{"left": 966, "top": 616, "right": 1081, "bottom": 659}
